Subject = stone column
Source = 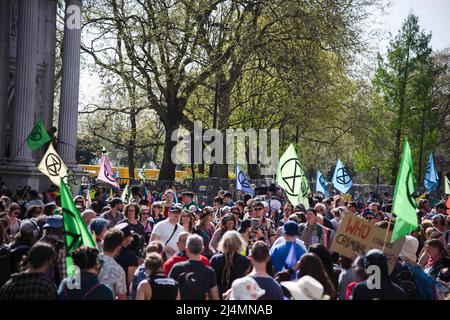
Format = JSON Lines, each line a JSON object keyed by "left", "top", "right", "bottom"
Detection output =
{"left": 10, "top": 0, "right": 38, "bottom": 164}
{"left": 0, "top": 0, "right": 11, "bottom": 162}
{"left": 39, "top": 0, "right": 57, "bottom": 162}
{"left": 58, "top": 0, "right": 81, "bottom": 167}
{"left": 43, "top": 0, "right": 57, "bottom": 129}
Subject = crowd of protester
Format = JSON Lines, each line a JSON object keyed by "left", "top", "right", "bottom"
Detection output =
{"left": 0, "top": 182, "right": 449, "bottom": 300}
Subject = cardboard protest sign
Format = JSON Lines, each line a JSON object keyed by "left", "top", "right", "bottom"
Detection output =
{"left": 330, "top": 214, "right": 405, "bottom": 274}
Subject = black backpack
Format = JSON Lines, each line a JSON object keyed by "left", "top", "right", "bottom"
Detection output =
{"left": 392, "top": 266, "right": 420, "bottom": 300}
{"left": 0, "top": 245, "right": 11, "bottom": 288}
{"left": 176, "top": 269, "right": 208, "bottom": 300}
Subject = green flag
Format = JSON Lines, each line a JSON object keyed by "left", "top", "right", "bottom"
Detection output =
{"left": 300, "top": 173, "right": 311, "bottom": 208}
{"left": 445, "top": 176, "right": 450, "bottom": 195}
{"left": 276, "top": 144, "right": 308, "bottom": 206}
{"left": 391, "top": 139, "right": 418, "bottom": 243}
{"left": 26, "top": 120, "right": 51, "bottom": 150}
{"left": 121, "top": 184, "right": 130, "bottom": 203}
{"left": 61, "top": 178, "right": 96, "bottom": 276}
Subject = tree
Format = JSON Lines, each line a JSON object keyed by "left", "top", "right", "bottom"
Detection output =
{"left": 81, "top": 0, "right": 387, "bottom": 181}
{"left": 374, "top": 14, "right": 435, "bottom": 183}
{"left": 432, "top": 48, "right": 450, "bottom": 180}
{"left": 79, "top": 82, "right": 164, "bottom": 178}
{"left": 82, "top": 0, "right": 255, "bottom": 181}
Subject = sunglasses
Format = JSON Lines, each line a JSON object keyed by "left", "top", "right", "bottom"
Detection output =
{"left": 141, "top": 211, "right": 149, "bottom": 215}
{"left": 232, "top": 211, "right": 240, "bottom": 215}
{"left": 254, "top": 207, "right": 263, "bottom": 211}
{"left": 182, "top": 214, "right": 190, "bottom": 218}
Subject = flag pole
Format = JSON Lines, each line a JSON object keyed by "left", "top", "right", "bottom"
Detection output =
{"left": 382, "top": 216, "right": 392, "bottom": 252}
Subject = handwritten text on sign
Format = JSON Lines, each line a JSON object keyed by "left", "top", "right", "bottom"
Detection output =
{"left": 330, "top": 214, "right": 405, "bottom": 274}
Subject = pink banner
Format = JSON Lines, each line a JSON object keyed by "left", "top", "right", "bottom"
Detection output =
{"left": 97, "top": 155, "right": 119, "bottom": 188}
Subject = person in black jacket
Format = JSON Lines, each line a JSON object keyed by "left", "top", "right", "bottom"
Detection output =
{"left": 350, "top": 249, "right": 407, "bottom": 300}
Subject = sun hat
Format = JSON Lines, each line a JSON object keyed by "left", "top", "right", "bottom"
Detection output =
{"left": 281, "top": 275, "right": 330, "bottom": 300}
{"left": 230, "top": 276, "right": 266, "bottom": 300}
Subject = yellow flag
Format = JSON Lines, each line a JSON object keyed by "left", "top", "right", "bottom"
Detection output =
{"left": 38, "top": 144, "right": 69, "bottom": 187}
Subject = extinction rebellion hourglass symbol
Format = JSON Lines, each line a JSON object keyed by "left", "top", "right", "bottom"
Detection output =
{"left": 238, "top": 171, "right": 251, "bottom": 188}
{"left": 29, "top": 125, "right": 43, "bottom": 141}
{"left": 336, "top": 167, "right": 351, "bottom": 185}
{"left": 45, "top": 153, "right": 62, "bottom": 176}
{"left": 280, "top": 158, "right": 303, "bottom": 196}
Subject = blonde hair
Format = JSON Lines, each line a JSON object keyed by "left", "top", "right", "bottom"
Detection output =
{"left": 218, "top": 231, "right": 245, "bottom": 291}
{"left": 218, "top": 230, "right": 244, "bottom": 254}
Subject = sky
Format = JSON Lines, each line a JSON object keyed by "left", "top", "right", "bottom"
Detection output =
{"left": 378, "top": 0, "right": 450, "bottom": 51}
{"left": 79, "top": 0, "right": 450, "bottom": 106}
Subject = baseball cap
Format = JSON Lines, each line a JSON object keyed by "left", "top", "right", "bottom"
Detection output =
{"left": 283, "top": 220, "right": 299, "bottom": 236}
{"left": 230, "top": 276, "right": 265, "bottom": 300}
{"left": 199, "top": 206, "right": 214, "bottom": 219}
{"left": 169, "top": 204, "right": 183, "bottom": 213}
{"left": 42, "top": 216, "right": 63, "bottom": 229}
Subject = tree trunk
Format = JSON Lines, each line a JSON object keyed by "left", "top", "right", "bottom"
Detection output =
{"left": 391, "top": 27, "right": 412, "bottom": 184}
{"left": 210, "top": 73, "right": 231, "bottom": 179}
{"left": 159, "top": 122, "right": 179, "bottom": 182}
{"left": 127, "top": 146, "right": 135, "bottom": 180}
{"left": 128, "top": 108, "right": 137, "bottom": 180}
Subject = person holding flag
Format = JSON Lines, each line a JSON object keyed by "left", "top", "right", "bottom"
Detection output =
{"left": 57, "top": 246, "right": 114, "bottom": 300}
